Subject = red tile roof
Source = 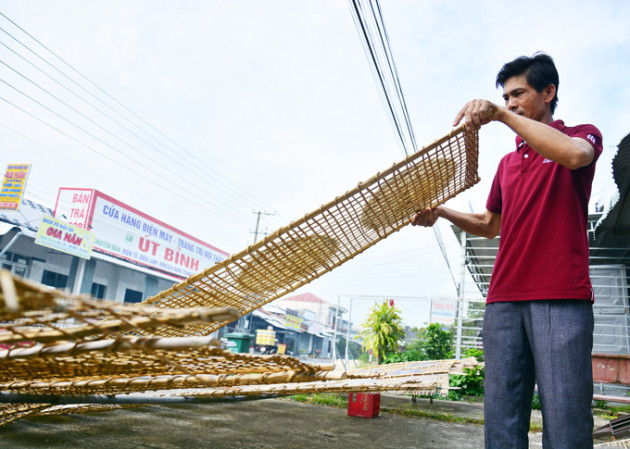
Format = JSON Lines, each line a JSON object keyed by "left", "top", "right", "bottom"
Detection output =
{"left": 280, "top": 292, "right": 327, "bottom": 304}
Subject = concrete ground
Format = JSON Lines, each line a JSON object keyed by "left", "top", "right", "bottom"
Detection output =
{"left": 0, "top": 395, "right": 612, "bottom": 448}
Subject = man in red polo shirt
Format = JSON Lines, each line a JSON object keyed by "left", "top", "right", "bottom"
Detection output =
{"left": 412, "top": 53, "right": 603, "bottom": 449}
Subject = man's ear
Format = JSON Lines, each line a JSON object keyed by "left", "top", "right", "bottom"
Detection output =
{"left": 544, "top": 84, "right": 556, "bottom": 105}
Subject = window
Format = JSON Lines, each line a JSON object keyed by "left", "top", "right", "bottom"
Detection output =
{"left": 12, "top": 254, "right": 28, "bottom": 265}
{"left": 41, "top": 270, "right": 68, "bottom": 289}
{"left": 91, "top": 283, "right": 106, "bottom": 299}
{"left": 2, "top": 252, "right": 30, "bottom": 277}
{"left": 124, "top": 288, "right": 143, "bottom": 303}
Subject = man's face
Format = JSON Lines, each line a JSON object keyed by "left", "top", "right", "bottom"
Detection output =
{"left": 502, "top": 74, "right": 553, "bottom": 123}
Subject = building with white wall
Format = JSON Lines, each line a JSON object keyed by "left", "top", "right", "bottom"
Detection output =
{"left": 0, "top": 188, "right": 229, "bottom": 303}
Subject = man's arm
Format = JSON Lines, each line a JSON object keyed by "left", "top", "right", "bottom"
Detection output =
{"left": 411, "top": 206, "right": 501, "bottom": 239}
{"left": 453, "top": 101, "right": 595, "bottom": 170}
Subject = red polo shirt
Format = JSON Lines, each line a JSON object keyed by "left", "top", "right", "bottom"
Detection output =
{"left": 485, "top": 120, "right": 603, "bottom": 303}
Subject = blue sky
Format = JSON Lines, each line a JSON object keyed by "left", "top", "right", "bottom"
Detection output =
{"left": 1, "top": 1, "right": 629, "bottom": 327}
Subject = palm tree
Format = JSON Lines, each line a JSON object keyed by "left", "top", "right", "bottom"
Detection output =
{"left": 357, "top": 299, "right": 405, "bottom": 364}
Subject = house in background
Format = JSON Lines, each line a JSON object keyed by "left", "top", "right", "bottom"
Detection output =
{"left": 0, "top": 188, "right": 228, "bottom": 304}
{"left": 222, "top": 292, "right": 353, "bottom": 359}
{"left": 274, "top": 292, "right": 347, "bottom": 332}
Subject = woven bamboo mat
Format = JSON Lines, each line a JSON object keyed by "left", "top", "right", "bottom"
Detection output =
{"left": 0, "top": 271, "right": 240, "bottom": 346}
{"left": 0, "top": 361, "right": 470, "bottom": 408}
{"left": 0, "top": 403, "right": 144, "bottom": 426}
{"left": 0, "top": 377, "right": 444, "bottom": 425}
{"left": 147, "top": 375, "right": 445, "bottom": 398}
{"left": 350, "top": 357, "right": 479, "bottom": 378}
{"left": 0, "top": 351, "right": 477, "bottom": 424}
{"left": 142, "top": 126, "right": 479, "bottom": 336}
{"left": 0, "top": 403, "right": 49, "bottom": 426}
{"left": 0, "top": 333, "right": 335, "bottom": 392}
{"left": 596, "top": 440, "right": 630, "bottom": 448}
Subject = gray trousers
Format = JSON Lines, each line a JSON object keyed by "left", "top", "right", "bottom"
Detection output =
{"left": 483, "top": 300, "right": 594, "bottom": 449}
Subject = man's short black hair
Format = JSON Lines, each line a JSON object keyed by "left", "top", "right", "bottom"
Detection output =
{"left": 496, "top": 52, "right": 559, "bottom": 114}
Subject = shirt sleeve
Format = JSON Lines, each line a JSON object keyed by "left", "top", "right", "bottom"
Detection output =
{"left": 486, "top": 164, "right": 502, "bottom": 214}
{"left": 570, "top": 124, "right": 604, "bottom": 165}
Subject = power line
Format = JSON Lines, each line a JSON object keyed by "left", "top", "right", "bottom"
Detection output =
{"left": 347, "top": 0, "right": 458, "bottom": 291}
{"left": 0, "top": 14, "right": 282, "bottom": 231}
{"left": 0, "top": 14, "right": 280, "bottom": 218}
{"left": 0, "top": 76, "right": 254, "bottom": 228}
{"left": 347, "top": 0, "right": 418, "bottom": 156}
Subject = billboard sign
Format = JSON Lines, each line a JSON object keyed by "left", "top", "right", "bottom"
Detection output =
{"left": 430, "top": 298, "right": 457, "bottom": 325}
{"left": 55, "top": 189, "right": 229, "bottom": 279}
{"left": 0, "top": 164, "right": 31, "bottom": 211}
{"left": 35, "top": 215, "right": 95, "bottom": 259}
{"left": 285, "top": 314, "right": 303, "bottom": 329}
{"left": 54, "top": 188, "right": 94, "bottom": 229}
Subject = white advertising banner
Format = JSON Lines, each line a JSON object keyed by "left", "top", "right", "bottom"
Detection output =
{"left": 54, "top": 188, "right": 94, "bottom": 229}
{"left": 430, "top": 298, "right": 457, "bottom": 325}
{"left": 55, "top": 189, "right": 229, "bottom": 279}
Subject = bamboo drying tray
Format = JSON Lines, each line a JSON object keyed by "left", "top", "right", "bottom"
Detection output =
{"left": 350, "top": 357, "right": 479, "bottom": 378}
{"left": 0, "top": 271, "right": 240, "bottom": 346}
{"left": 143, "top": 125, "right": 479, "bottom": 337}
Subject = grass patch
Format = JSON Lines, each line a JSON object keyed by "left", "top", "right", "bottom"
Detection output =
{"left": 383, "top": 407, "right": 542, "bottom": 432}
{"left": 382, "top": 406, "right": 484, "bottom": 425}
{"left": 285, "top": 394, "right": 545, "bottom": 433}
{"left": 288, "top": 393, "right": 348, "bottom": 408}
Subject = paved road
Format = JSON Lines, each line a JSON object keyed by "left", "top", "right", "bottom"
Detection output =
{"left": 0, "top": 395, "right": 610, "bottom": 448}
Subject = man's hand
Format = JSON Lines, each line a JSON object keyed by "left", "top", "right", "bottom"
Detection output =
{"left": 411, "top": 208, "right": 440, "bottom": 227}
{"left": 453, "top": 99, "right": 501, "bottom": 130}
{"left": 411, "top": 206, "right": 501, "bottom": 239}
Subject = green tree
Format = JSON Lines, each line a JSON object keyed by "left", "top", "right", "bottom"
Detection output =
{"left": 357, "top": 299, "right": 405, "bottom": 364}
{"left": 383, "top": 339, "right": 425, "bottom": 364}
{"left": 420, "top": 323, "right": 454, "bottom": 360}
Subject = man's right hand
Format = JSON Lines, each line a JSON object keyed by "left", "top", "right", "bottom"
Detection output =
{"left": 452, "top": 99, "right": 501, "bottom": 130}
{"left": 411, "top": 208, "right": 441, "bottom": 227}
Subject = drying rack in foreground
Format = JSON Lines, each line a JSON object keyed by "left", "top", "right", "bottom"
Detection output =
{"left": 0, "top": 125, "right": 480, "bottom": 426}
{"left": 0, "top": 274, "right": 479, "bottom": 426}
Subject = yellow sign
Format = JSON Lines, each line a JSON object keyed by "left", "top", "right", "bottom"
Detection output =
{"left": 285, "top": 314, "right": 303, "bottom": 329}
{"left": 35, "top": 215, "right": 95, "bottom": 259}
{"left": 0, "top": 164, "right": 31, "bottom": 211}
{"left": 256, "top": 329, "right": 276, "bottom": 346}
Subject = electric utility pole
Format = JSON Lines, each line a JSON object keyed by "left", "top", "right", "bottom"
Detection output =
{"left": 251, "top": 210, "right": 275, "bottom": 243}
{"left": 238, "top": 210, "right": 276, "bottom": 334}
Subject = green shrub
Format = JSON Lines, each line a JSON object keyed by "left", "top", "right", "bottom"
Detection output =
{"left": 384, "top": 349, "right": 424, "bottom": 364}
{"left": 384, "top": 339, "right": 426, "bottom": 364}
{"left": 532, "top": 393, "right": 541, "bottom": 410}
{"left": 421, "top": 323, "right": 454, "bottom": 360}
{"left": 448, "top": 366, "right": 484, "bottom": 400}
{"left": 462, "top": 347, "right": 484, "bottom": 362}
